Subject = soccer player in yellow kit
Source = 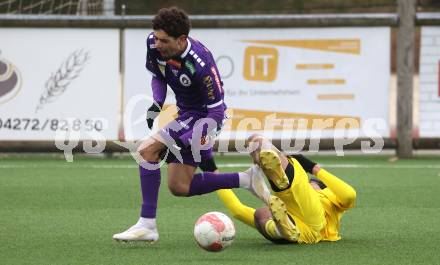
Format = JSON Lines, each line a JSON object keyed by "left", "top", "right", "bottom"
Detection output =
{"left": 215, "top": 135, "right": 357, "bottom": 244}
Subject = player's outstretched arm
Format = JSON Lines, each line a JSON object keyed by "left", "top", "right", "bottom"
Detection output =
{"left": 314, "top": 165, "right": 357, "bottom": 210}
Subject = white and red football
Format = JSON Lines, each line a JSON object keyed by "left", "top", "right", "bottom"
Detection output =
{"left": 194, "top": 211, "right": 235, "bottom": 252}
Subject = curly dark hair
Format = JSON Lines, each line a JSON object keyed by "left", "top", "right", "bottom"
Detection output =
{"left": 152, "top": 7, "right": 191, "bottom": 38}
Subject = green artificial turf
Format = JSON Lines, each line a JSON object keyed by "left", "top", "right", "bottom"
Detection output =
{"left": 0, "top": 154, "right": 439, "bottom": 264}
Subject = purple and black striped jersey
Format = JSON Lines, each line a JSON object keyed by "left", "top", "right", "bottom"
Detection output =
{"left": 145, "top": 32, "right": 226, "bottom": 116}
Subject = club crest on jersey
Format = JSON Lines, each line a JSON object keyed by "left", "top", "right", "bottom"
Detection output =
{"left": 179, "top": 74, "right": 191, "bottom": 87}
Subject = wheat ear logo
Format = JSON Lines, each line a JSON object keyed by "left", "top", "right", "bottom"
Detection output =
{"left": 0, "top": 53, "right": 22, "bottom": 104}
{"left": 35, "top": 49, "right": 90, "bottom": 113}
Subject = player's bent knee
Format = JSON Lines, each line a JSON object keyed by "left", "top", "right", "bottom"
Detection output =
{"left": 254, "top": 208, "right": 271, "bottom": 234}
{"left": 254, "top": 208, "right": 272, "bottom": 228}
{"left": 137, "top": 138, "right": 164, "bottom": 162}
{"left": 254, "top": 207, "right": 265, "bottom": 215}
{"left": 168, "top": 183, "right": 190, "bottom": 197}
{"left": 139, "top": 149, "right": 159, "bottom": 162}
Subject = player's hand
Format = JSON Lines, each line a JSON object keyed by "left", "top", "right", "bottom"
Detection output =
{"left": 312, "top": 164, "right": 321, "bottom": 176}
{"left": 146, "top": 103, "right": 161, "bottom": 129}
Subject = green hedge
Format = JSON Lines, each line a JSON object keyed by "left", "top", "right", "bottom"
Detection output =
{"left": 114, "top": 0, "right": 438, "bottom": 15}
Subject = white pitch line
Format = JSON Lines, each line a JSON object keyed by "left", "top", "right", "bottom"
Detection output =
{"left": 0, "top": 164, "right": 137, "bottom": 169}
{"left": 218, "top": 163, "right": 440, "bottom": 169}
{"left": 0, "top": 163, "right": 439, "bottom": 169}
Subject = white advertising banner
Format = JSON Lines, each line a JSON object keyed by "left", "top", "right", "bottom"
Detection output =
{"left": 124, "top": 27, "right": 391, "bottom": 141}
{"left": 0, "top": 28, "right": 120, "bottom": 141}
{"left": 419, "top": 27, "right": 440, "bottom": 137}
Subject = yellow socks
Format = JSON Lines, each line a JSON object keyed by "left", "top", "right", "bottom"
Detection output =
{"left": 216, "top": 189, "right": 256, "bottom": 228}
{"left": 264, "top": 219, "right": 283, "bottom": 239}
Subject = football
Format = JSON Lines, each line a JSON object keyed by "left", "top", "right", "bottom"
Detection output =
{"left": 194, "top": 211, "right": 235, "bottom": 252}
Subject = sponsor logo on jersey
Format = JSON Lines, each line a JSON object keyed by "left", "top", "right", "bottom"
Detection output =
{"left": 203, "top": 75, "right": 213, "bottom": 88}
{"left": 203, "top": 75, "right": 215, "bottom": 100}
{"left": 185, "top": 60, "right": 196, "bottom": 75}
{"left": 179, "top": 74, "right": 191, "bottom": 87}
{"left": 210, "top": 66, "right": 222, "bottom": 93}
{"left": 0, "top": 56, "right": 22, "bottom": 104}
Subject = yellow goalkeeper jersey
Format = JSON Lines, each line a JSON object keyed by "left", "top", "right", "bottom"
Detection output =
{"left": 281, "top": 157, "right": 354, "bottom": 244}
{"left": 290, "top": 188, "right": 348, "bottom": 243}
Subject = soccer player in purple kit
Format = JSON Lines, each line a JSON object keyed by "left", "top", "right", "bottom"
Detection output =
{"left": 113, "top": 7, "right": 258, "bottom": 243}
